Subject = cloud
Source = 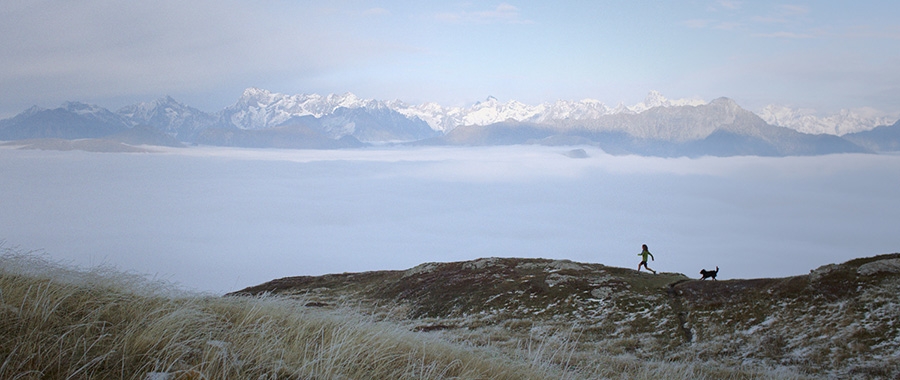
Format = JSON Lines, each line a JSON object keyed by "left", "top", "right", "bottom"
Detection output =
{"left": 777, "top": 4, "right": 810, "bottom": 16}
{"left": 0, "top": 0, "right": 402, "bottom": 113}
{"left": 752, "top": 31, "right": 816, "bottom": 39}
{"left": 3, "top": 146, "right": 898, "bottom": 292}
{"left": 682, "top": 18, "right": 741, "bottom": 31}
{"left": 434, "top": 3, "right": 532, "bottom": 25}
{"left": 686, "top": 2, "right": 822, "bottom": 40}
{"left": 716, "top": 0, "right": 742, "bottom": 10}
{"left": 751, "top": 4, "right": 811, "bottom": 24}
{"left": 683, "top": 19, "right": 713, "bottom": 29}
{"left": 363, "top": 7, "right": 391, "bottom": 16}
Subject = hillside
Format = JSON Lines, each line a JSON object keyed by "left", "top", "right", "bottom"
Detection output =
{"left": 844, "top": 120, "right": 900, "bottom": 152}
{"left": 232, "top": 254, "right": 900, "bottom": 378}
{"left": 3, "top": 249, "right": 820, "bottom": 380}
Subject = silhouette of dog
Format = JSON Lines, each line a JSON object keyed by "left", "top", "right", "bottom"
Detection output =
{"left": 700, "top": 266, "right": 719, "bottom": 280}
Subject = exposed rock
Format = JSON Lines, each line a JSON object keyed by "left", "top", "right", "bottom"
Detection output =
{"left": 857, "top": 258, "right": 900, "bottom": 276}
{"left": 809, "top": 263, "right": 840, "bottom": 282}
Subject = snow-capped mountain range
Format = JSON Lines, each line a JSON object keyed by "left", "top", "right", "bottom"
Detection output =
{"left": 223, "top": 88, "right": 895, "bottom": 135}
{"left": 2, "top": 88, "right": 898, "bottom": 156}
{"left": 756, "top": 104, "right": 896, "bottom": 136}
{"left": 227, "top": 88, "right": 709, "bottom": 133}
{"left": 4, "top": 87, "right": 894, "bottom": 137}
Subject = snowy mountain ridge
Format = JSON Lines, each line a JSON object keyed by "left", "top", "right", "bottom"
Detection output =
{"left": 757, "top": 104, "right": 897, "bottom": 136}
{"left": 225, "top": 89, "right": 709, "bottom": 133}
{"left": 355, "top": 90, "right": 707, "bottom": 132}
{"left": 221, "top": 88, "right": 895, "bottom": 135}
{"left": 222, "top": 88, "right": 388, "bottom": 130}
{"left": 117, "top": 96, "right": 218, "bottom": 137}
{"left": 3, "top": 89, "right": 896, "bottom": 149}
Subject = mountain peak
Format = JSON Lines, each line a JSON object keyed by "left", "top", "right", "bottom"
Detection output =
{"left": 157, "top": 95, "right": 179, "bottom": 105}
{"left": 21, "top": 105, "right": 46, "bottom": 116}
{"left": 241, "top": 87, "right": 271, "bottom": 98}
{"left": 62, "top": 101, "right": 96, "bottom": 111}
{"left": 643, "top": 90, "right": 668, "bottom": 108}
{"left": 706, "top": 98, "right": 750, "bottom": 120}
{"left": 477, "top": 96, "right": 499, "bottom": 105}
{"left": 60, "top": 102, "right": 122, "bottom": 118}
{"left": 708, "top": 97, "right": 739, "bottom": 108}
{"left": 628, "top": 91, "right": 706, "bottom": 113}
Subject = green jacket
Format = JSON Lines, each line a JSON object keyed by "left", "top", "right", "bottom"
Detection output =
{"left": 639, "top": 248, "right": 654, "bottom": 262}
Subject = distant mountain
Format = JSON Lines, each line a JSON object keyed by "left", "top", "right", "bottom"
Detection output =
{"left": 116, "top": 96, "right": 218, "bottom": 139}
{"left": 429, "top": 98, "right": 869, "bottom": 157}
{"left": 314, "top": 107, "right": 439, "bottom": 142}
{"left": 219, "top": 88, "right": 439, "bottom": 142}
{"left": 393, "top": 90, "right": 706, "bottom": 132}
{"left": 418, "top": 121, "right": 557, "bottom": 146}
{"left": 220, "top": 88, "right": 376, "bottom": 129}
{"left": 843, "top": 119, "right": 900, "bottom": 152}
{"left": 758, "top": 104, "right": 896, "bottom": 135}
{"left": 194, "top": 122, "right": 365, "bottom": 149}
{"left": 0, "top": 89, "right": 889, "bottom": 155}
{"left": 0, "top": 102, "right": 129, "bottom": 140}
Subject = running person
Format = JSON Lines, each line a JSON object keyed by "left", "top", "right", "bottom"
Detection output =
{"left": 638, "top": 244, "right": 657, "bottom": 274}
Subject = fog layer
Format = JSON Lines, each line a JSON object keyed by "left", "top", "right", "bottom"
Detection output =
{"left": 1, "top": 146, "right": 897, "bottom": 293}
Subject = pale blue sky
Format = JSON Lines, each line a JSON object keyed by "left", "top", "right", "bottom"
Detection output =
{"left": 1, "top": 1, "right": 897, "bottom": 117}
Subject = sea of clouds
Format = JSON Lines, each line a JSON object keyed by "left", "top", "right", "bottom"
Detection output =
{"left": 1, "top": 145, "right": 898, "bottom": 293}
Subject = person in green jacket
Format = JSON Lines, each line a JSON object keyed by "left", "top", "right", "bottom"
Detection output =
{"left": 638, "top": 244, "right": 657, "bottom": 274}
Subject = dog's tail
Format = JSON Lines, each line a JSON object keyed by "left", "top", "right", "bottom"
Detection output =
{"left": 715, "top": 266, "right": 719, "bottom": 272}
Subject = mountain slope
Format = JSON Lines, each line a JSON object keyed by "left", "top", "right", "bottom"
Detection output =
{"left": 757, "top": 104, "right": 896, "bottom": 135}
{"left": 843, "top": 120, "right": 900, "bottom": 152}
{"left": 422, "top": 121, "right": 557, "bottom": 146}
{"left": 117, "top": 96, "right": 218, "bottom": 139}
{"left": 194, "top": 121, "right": 365, "bottom": 149}
{"left": 218, "top": 88, "right": 439, "bottom": 142}
{"left": 231, "top": 254, "right": 900, "bottom": 378}
{"left": 312, "top": 106, "right": 440, "bottom": 142}
{"left": 0, "top": 102, "right": 129, "bottom": 140}
{"left": 425, "top": 98, "right": 868, "bottom": 156}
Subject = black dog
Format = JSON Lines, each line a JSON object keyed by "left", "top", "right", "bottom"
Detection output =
{"left": 700, "top": 266, "right": 719, "bottom": 280}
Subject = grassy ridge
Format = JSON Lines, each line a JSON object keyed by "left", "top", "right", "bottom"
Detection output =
{"left": 233, "top": 255, "right": 900, "bottom": 378}
{"left": 1, "top": 248, "right": 814, "bottom": 379}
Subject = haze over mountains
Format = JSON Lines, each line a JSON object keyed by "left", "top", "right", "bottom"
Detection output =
{"left": 2, "top": 89, "right": 898, "bottom": 157}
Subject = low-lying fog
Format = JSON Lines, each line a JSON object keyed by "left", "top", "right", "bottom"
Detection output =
{"left": 2, "top": 145, "right": 897, "bottom": 293}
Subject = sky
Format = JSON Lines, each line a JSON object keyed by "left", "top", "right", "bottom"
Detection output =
{"left": 1, "top": 1, "right": 899, "bottom": 118}
{"left": 1, "top": 145, "right": 898, "bottom": 293}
